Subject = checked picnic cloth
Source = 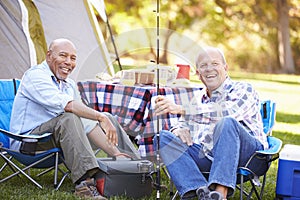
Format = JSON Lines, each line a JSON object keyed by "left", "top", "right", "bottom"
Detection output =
{"left": 77, "top": 81, "right": 202, "bottom": 158}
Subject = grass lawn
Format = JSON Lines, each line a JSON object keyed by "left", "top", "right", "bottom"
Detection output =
{"left": 0, "top": 71, "right": 299, "bottom": 200}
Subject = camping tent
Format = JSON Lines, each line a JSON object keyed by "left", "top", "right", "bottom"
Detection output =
{"left": 0, "top": 0, "right": 114, "bottom": 81}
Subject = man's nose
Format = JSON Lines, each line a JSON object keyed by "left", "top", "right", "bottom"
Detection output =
{"left": 64, "top": 56, "right": 72, "bottom": 64}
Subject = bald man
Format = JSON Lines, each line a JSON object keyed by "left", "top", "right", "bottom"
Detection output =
{"left": 10, "top": 38, "right": 140, "bottom": 199}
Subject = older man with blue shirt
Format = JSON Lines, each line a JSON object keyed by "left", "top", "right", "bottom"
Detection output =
{"left": 10, "top": 38, "right": 139, "bottom": 199}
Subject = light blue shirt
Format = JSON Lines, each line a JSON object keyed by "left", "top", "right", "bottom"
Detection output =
{"left": 10, "top": 61, "right": 80, "bottom": 150}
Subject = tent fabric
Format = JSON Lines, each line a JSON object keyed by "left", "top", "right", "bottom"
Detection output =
{"left": 23, "top": 0, "right": 47, "bottom": 64}
{"left": 19, "top": 0, "right": 37, "bottom": 67}
{"left": 89, "top": 0, "right": 107, "bottom": 22}
{"left": 34, "top": 0, "right": 114, "bottom": 81}
{"left": 0, "top": 0, "right": 114, "bottom": 81}
{"left": 0, "top": 0, "right": 32, "bottom": 79}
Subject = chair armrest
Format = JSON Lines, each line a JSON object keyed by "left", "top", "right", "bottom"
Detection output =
{"left": 256, "top": 136, "right": 282, "bottom": 155}
{"left": 0, "top": 128, "right": 52, "bottom": 143}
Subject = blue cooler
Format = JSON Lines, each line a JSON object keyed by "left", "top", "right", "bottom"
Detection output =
{"left": 276, "top": 144, "right": 300, "bottom": 200}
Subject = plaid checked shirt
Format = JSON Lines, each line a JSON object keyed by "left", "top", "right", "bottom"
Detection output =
{"left": 176, "top": 77, "right": 268, "bottom": 156}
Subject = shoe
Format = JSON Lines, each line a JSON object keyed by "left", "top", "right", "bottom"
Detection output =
{"left": 196, "top": 186, "right": 210, "bottom": 200}
{"left": 75, "top": 178, "right": 107, "bottom": 200}
{"left": 208, "top": 191, "right": 223, "bottom": 200}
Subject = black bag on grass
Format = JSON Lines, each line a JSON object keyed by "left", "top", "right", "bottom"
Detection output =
{"left": 96, "top": 157, "right": 154, "bottom": 199}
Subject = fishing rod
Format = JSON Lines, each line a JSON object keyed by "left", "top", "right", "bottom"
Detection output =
{"left": 154, "top": 0, "right": 161, "bottom": 199}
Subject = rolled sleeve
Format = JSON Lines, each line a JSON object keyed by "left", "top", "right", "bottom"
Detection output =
{"left": 58, "top": 93, "right": 74, "bottom": 111}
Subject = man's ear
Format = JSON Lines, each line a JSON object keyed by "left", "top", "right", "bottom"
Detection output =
{"left": 199, "top": 73, "right": 205, "bottom": 84}
{"left": 46, "top": 50, "right": 51, "bottom": 62}
{"left": 224, "top": 64, "right": 229, "bottom": 71}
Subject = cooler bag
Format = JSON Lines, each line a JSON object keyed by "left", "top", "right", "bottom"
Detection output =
{"left": 96, "top": 157, "right": 154, "bottom": 198}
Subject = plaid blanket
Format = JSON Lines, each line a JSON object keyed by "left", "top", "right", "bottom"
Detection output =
{"left": 77, "top": 81, "right": 202, "bottom": 157}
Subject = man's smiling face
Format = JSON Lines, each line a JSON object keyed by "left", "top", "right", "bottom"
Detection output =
{"left": 196, "top": 48, "right": 228, "bottom": 93}
{"left": 46, "top": 39, "right": 77, "bottom": 81}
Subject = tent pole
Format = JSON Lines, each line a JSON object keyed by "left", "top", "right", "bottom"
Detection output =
{"left": 106, "top": 11, "right": 122, "bottom": 71}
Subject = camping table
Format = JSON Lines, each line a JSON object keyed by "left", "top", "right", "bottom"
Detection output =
{"left": 77, "top": 81, "right": 202, "bottom": 158}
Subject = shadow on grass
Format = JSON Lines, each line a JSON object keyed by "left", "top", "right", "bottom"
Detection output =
{"left": 276, "top": 112, "right": 300, "bottom": 124}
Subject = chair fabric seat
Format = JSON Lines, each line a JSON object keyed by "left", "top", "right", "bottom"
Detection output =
{"left": 4, "top": 147, "right": 63, "bottom": 168}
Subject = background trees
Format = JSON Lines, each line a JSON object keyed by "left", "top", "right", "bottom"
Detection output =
{"left": 103, "top": 0, "right": 300, "bottom": 74}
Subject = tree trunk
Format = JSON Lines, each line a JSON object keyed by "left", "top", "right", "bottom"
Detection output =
{"left": 277, "top": 0, "right": 295, "bottom": 73}
{"left": 160, "top": 29, "right": 173, "bottom": 64}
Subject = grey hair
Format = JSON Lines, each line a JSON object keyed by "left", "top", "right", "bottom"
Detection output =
{"left": 196, "top": 47, "right": 226, "bottom": 68}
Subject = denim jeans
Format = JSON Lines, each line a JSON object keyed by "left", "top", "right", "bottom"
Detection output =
{"left": 157, "top": 117, "right": 264, "bottom": 198}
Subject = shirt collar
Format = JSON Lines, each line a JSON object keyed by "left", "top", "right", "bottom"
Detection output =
{"left": 203, "top": 77, "right": 233, "bottom": 99}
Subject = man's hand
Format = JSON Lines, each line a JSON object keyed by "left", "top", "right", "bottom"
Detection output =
{"left": 173, "top": 128, "right": 193, "bottom": 146}
{"left": 154, "top": 95, "right": 184, "bottom": 116}
{"left": 98, "top": 115, "right": 118, "bottom": 146}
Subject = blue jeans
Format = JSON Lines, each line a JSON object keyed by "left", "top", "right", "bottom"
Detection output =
{"left": 157, "top": 117, "right": 264, "bottom": 198}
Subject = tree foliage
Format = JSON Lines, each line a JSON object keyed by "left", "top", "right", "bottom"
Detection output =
{"left": 105, "top": 0, "right": 300, "bottom": 74}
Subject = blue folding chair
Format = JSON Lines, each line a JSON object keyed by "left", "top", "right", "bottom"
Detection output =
{"left": 236, "top": 100, "right": 282, "bottom": 200}
{"left": 0, "top": 79, "right": 70, "bottom": 190}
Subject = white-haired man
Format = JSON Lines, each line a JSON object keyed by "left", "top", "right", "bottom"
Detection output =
{"left": 154, "top": 47, "right": 268, "bottom": 200}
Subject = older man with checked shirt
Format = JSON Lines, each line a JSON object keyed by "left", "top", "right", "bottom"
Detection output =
{"left": 154, "top": 47, "right": 268, "bottom": 200}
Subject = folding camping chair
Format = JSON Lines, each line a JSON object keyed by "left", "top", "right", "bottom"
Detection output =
{"left": 236, "top": 100, "right": 282, "bottom": 200}
{"left": 168, "top": 100, "right": 282, "bottom": 200}
{"left": 0, "top": 79, "right": 70, "bottom": 190}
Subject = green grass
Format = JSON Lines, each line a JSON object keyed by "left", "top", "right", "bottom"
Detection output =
{"left": 1, "top": 72, "right": 300, "bottom": 199}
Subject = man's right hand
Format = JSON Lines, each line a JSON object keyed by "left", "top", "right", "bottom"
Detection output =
{"left": 154, "top": 95, "right": 184, "bottom": 116}
{"left": 172, "top": 127, "right": 193, "bottom": 146}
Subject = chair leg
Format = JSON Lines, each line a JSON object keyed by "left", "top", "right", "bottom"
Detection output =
{"left": 0, "top": 158, "right": 8, "bottom": 172}
{"left": 55, "top": 172, "right": 69, "bottom": 190}
{"left": 240, "top": 175, "right": 244, "bottom": 200}
{"left": 0, "top": 154, "right": 16, "bottom": 172}
{"left": 36, "top": 153, "right": 70, "bottom": 190}
{"left": 36, "top": 152, "right": 70, "bottom": 190}
{"left": 259, "top": 174, "right": 267, "bottom": 199}
{"left": 55, "top": 155, "right": 71, "bottom": 190}
{"left": 238, "top": 174, "right": 262, "bottom": 200}
{"left": 171, "top": 190, "right": 178, "bottom": 200}
{"left": 54, "top": 152, "right": 59, "bottom": 188}
{"left": 1, "top": 151, "right": 70, "bottom": 190}
{"left": 0, "top": 155, "right": 21, "bottom": 178}
{"left": 0, "top": 153, "right": 43, "bottom": 189}
{"left": 249, "top": 178, "right": 262, "bottom": 200}
{"left": 37, "top": 166, "right": 55, "bottom": 177}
